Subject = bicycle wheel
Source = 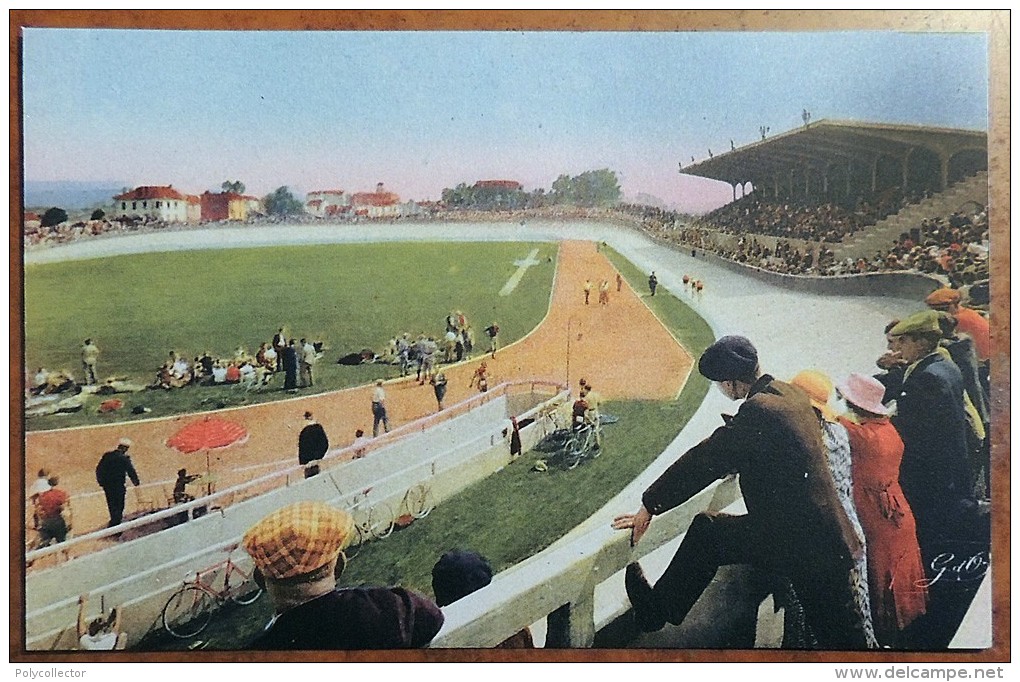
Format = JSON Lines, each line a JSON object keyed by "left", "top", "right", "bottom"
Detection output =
{"left": 162, "top": 585, "right": 215, "bottom": 639}
{"left": 229, "top": 578, "right": 264, "bottom": 606}
{"left": 345, "top": 523, "right": 368, "bottom": 560}
{"left": 405, "top": 485, "right": 434, "bottom": 519}
{"left": 367, "top": 502, "right": 395, "bottom": 539}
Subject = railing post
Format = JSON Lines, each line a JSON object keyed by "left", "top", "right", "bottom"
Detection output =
{"left": 545, "top": 594, "right": 596, "bottom": 648}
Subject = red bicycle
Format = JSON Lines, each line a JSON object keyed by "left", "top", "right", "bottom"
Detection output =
{"left": 161, "top": 543, "right": 263, "bottom": 639}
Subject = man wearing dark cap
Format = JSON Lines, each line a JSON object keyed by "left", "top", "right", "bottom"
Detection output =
{"left": 613, "top": 335, "right": 868, "bottom": 648}
{"left": 297, "top": 411, "right": 328, "bottom": 478}
{"left": 243, "top": 501, "right": 443, "bottom": 650}
{"left": 431, "top": 550, "right": 533, "bottom": 648}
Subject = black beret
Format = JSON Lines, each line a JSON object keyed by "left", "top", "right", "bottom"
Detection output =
{"left": 431, "top": 550, "right": 493, "bottom": 607}
{"left": 698, "top": 335, "right": 758, "bottom": 381}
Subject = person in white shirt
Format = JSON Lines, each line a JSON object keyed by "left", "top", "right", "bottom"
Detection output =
{"left": 300, "top": 338, "right": 317, "bottom": 387}
{"left": 371, "top": 380, "right": 389, "bottom": 436}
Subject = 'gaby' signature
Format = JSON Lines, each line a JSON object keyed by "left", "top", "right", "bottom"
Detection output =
{"left": 916, "top": 551, "right": 989, "bottom": 588}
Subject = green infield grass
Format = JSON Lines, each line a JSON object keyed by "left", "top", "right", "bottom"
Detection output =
{"left": 24, "top": 242, "right": 556, "bottom": 430}
{"left": 135, "top": 244, "right": 716, "bottom": 650}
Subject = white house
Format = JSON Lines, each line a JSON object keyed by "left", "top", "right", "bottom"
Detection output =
{"left": 112, "top": 186, "right": 190, "bottom": 223}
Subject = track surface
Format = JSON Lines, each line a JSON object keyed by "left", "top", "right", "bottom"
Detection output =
{"left": 24, "top": 237, "right": 692, "bottom": 535}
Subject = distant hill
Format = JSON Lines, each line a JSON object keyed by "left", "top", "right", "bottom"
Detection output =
{"left": 23, "top": 181, "right": 126, "bottom": 211}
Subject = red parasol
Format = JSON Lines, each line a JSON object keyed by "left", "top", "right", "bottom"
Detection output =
{"left": 166, "top": 417, "right": 249, "bottom": 494}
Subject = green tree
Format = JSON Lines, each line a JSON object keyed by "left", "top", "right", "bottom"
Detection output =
{"left": 221, "top": 180, "right": 246, "bottom": 194}
{"left": 90, "top": 208, "right": 106, "bottom": 221}
{"left": 40, "top": 207, "right": 68, "bottom": 227}
{"left": 263, "top": 186, "right": 303, "bottom": 216}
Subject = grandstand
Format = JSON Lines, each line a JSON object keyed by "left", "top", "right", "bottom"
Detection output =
{"left": 668, "top": 121, "right": 989, "bottom": 283}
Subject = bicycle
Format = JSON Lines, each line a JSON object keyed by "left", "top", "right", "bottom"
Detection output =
{"left": 333, "top": 483, "right": 395, "bottom": 560}
{"left": 560, "top": 420, "right": 602, "bottom": 470}
{"left": 161, "top": 543, "right": 264, "bottom": 639}
{"left": 398, "top": 482, "right": 435, "bottom": 522}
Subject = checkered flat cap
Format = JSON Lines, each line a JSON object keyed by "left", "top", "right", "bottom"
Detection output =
{"left": 242, "top": 501, "right": 354, "bottom": 580}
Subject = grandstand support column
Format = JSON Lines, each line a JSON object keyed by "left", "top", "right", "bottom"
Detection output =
{"left": 846, "top": 160, "right": 852, "bottom": 197}
{"left": 901, "top": 149, "right": 912, "bottom": 192}
{"left": 774, "top": 176, "right": 780, "bottom": 199}
{"left": 822, "top": 166, "right": 829, "bottom": 196}
{"left": 732, "top": 183, "right": 737, "bottom": 201}
{"left": 870, "top": 157, "right": 879, "bottom": 192}
{"left": 939, "top": 155, "right": 950, "bottom": 191}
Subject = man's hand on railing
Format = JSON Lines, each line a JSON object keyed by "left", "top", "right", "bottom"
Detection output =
{"left": 611, "top": 505, "right": 652, "bottom": 547}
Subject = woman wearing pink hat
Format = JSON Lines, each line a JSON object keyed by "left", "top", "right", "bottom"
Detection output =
{"left": 837, "top": 373, "right": 928, "bottom": 647}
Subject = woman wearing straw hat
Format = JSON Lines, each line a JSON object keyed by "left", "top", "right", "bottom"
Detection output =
{"left": 836, "top": 373, "right": 928, "bottom": 648}
{"left": 790, "top": 370, "right": 877, "bottom": 649}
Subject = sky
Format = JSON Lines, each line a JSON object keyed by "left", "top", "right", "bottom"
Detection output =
{"left": 21, "top": 29, "right": 988, "bottom": 213}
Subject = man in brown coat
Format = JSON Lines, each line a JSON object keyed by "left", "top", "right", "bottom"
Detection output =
{"left": 613, "top": 336, "right": 868, "bottom": 648}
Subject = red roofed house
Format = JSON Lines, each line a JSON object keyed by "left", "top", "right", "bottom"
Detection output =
{"left": 200, "top": 191, "right": 248, "bottom": 222}
{"left": 351, "top": 183, "right": 401, "bottom": 218}
{"left": 305, "top": 189, "right": 350, "bottom": 218}
{"left": 113, "top": 185, "right": 190, "bottom": 222}
{"left": 24, "top": 211, "right": 41, "bottom": 232}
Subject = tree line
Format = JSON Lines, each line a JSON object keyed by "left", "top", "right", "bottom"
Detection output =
{"left": 441, "top": 169, "right": 621, "bottom": 211}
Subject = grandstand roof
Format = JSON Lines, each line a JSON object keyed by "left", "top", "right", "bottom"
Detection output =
{"left": 681, "top": 120, "right": 987, "bottom": 187}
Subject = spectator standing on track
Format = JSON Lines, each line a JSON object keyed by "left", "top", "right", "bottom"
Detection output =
{"left": 372, "top": 380, "right": 390, "bottom": 437}
{"left": 298, "top": 411, "right": 329, "bottom": 478}
{"left": 616, "top": 272, "right": 623, "bottom": 292}
{"left": 431, "top": 372, "right": 448, "bottom": 410}
{"left": 95, "top": 438, "right": 140, "bottom": 528}
{"left": 81, "top": 339, "right": 99, "bottom": 385}
{"left": 242, "top": 501, "right": 444, "bottom": 650}
{"left": 583, "top": 279, "right": 592, "bottom": 305}
{"left": 599, "top": 279, "right": 610, "bottom": 305}
{"left": 612, "top": 336, "right": 867, "bottom": 648}
{"left": 35, "top": 475, "right": 71, "bottom": 547}
{"left": 28, "top": 468, "right": 51, "bottom": 529}
{"left": 431, "top": 549, "right": 534, "bottom": 649}
{"left": 647, "top": 271, "right": 658, "bottom": 296}
{"left": 484, "top": 322, "right": 500, "bottom": 358}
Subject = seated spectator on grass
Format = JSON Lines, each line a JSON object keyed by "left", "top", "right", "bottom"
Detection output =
{"left": 211, "top": 361, "right": 228, "bottom": 385}
{"left": 431, "top": 549, "right": 534, "bottom": 648}
{"left": 225, "top": 362, "right": 242, "bottom": 384}
{"left": 76, "top": 594, "right": 127, "bottom": 650}
{"left": 242, "top": 501, "right": 444, "bottom": 650}
{"left": 32, "top": 368, "right": 49, "bottom": 395}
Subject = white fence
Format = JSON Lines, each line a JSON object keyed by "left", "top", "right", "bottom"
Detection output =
{"left": 26, "top": 384, "right": 568, "bottom": 650}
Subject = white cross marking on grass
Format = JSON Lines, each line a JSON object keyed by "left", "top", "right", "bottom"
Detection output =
{"left": 499, "top": 248, "right": 541, "bottom": 296}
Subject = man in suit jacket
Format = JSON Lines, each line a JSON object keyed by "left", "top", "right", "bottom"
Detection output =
{"left": 880, "top": 311, "right": 977, "bottom": 557}
{"left": 613, "top": 336, "right": 867, "bottom": 648}
{"left": 282, "top": 340, "right": 299, "bottom": 390}
{"left": 298, "top": 411, "right": 329, "bottom": 478}
{"left": 95, "top": 438, "right": 141, "bottom": 527}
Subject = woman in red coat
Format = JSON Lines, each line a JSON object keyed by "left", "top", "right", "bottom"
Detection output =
{"left": 837, "top": 372, "right": 928, "bottom": 646}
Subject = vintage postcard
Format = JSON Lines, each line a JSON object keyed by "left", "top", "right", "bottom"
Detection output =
{"left": 10, "top": 9, "right": 1009, "bottom": 672}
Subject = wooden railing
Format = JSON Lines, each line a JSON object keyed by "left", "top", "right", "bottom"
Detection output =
{"left": 430, "top": 475, "right": 741, "bottom": 648}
